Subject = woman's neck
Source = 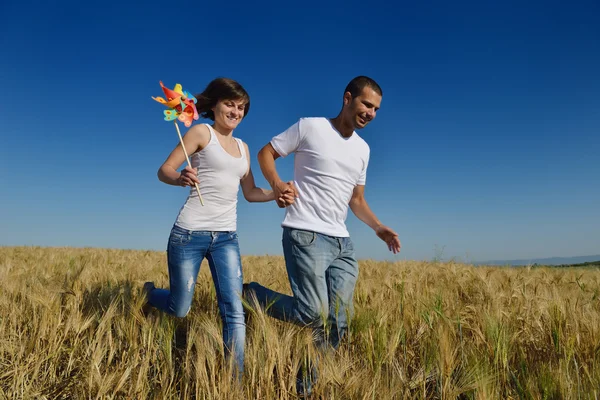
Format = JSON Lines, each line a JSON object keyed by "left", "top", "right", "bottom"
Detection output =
{"left": 212, "top": 123, "right": 234, "bottom": 137}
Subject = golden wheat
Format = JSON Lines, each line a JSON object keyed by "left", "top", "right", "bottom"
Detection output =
{"left": 1, "top": 246, "right": 599, "bottom": 399}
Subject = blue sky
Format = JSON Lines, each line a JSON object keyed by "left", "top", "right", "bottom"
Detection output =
{"left": 1, "top": 0, "right": 598, "bottom": 262}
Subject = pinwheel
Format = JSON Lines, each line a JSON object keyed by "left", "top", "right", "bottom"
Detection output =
{"left": 153, "top": 81, "right": 204, "bottom": 205}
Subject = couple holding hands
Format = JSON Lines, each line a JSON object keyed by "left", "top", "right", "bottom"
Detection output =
{"left": 143, "top": 75, "right": 401, "bottom": 395}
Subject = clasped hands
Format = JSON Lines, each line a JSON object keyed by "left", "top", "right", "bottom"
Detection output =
{"left": 273, "top": 180, "right": 298, "bottom": 208}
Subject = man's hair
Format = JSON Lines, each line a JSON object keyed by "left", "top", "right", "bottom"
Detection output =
{"left": 344, "top": 76, "right": 382, "bottom": 98}
{"left": 194, "top": 77, "right": 250, "bottom": 120}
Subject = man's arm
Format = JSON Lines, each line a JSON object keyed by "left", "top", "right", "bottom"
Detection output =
{"left": 349, "top": 185, "right": 401, "bottom": 253}
{"left": 258, "top": 143, "right": 297, "bottom": 205}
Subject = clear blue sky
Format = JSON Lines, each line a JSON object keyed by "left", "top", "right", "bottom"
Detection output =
{"left": 1, "top": 0, "right": 598, "bottom": 262}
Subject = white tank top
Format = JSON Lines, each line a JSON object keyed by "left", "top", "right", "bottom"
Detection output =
{"left": 174, "top": 124, "right": 248, "bottom": 231}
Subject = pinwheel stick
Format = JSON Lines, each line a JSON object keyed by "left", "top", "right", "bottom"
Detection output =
{"left": 174, "top": 121, "right": 205, "bottom": 206}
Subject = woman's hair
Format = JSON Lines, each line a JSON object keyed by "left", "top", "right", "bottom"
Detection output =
{"left": 194, "top": 78, "right": 250, "bottom": 120}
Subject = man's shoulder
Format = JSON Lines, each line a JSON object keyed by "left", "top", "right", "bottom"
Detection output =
{"left": 353, "top": 132, "right": 370, "bottom": 153}
{"left": 296, "top": 117, "right": 333, "bottom": 140}
{"left": 298, "top": 117, "right": 329, "bottom": 129}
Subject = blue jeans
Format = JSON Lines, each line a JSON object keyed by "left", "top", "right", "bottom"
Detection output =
{"left": 247, "top": 227, "right": 359, "bottom": 391}
{"left": 148, "top": 225, "right": 245, "bottom": 375}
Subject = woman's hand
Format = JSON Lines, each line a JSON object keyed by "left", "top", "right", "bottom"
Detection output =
{"left": 177, "top": 166, "right": 200, "bottom": 187}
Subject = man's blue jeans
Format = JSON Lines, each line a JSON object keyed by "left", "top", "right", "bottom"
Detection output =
{"left": 148, "top": 225, "right": 245, "bottom": 375}
{"left": 247, "top": 227, "right": 359, "bottom": 390}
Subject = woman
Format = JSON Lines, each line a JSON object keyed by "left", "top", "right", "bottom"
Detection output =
{"left": 144, "top": 77, "right": 294, "bottom": 377}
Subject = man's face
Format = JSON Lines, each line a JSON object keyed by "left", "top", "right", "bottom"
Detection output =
{"left": 345, "top": 86, "right": 382, "bottom": 129}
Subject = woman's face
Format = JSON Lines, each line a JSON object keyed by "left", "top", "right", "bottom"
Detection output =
{"left": 212, "top": 98, "right": 246, "bottom": 131}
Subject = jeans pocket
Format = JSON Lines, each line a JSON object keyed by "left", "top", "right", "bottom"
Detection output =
{"left": 345, "top": 237, "right": 355, "bottom": 253}
{"left": 229, "top": 232, "right": 239, "bottom": 241}
{"left": 290, "top": 229, "right": 316, "bottom": 247}
{"left": 169, "top": 229, "right": 191, "bottom": 246}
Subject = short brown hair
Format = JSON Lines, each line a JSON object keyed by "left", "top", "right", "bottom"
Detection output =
{"left": 194, "top": 78, "right": 250, "bottom": 120}
{"left": 344, "top": 76, "right": 382, "bottom": 98}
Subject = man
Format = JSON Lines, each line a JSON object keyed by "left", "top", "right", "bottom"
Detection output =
{"left": 245, "top": 76, "right": 401, "bottom": 394}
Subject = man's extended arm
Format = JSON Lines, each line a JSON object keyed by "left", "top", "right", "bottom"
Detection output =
{"left": 349, "top": 185, "right": 401, "bottom": 253}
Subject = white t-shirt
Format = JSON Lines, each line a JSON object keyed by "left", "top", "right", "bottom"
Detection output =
{"left": 175, "top": 125, "right": 248, "bottom": 231}
{"left": 271, "top": 117, "right": 370, "bottom": 237}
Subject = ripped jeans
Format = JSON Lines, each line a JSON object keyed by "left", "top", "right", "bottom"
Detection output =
{"left": 148, "top": 225, "right": 245, "bottom": 374}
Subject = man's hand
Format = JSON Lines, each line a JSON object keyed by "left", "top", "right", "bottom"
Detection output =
{"left": 375, "top": 225, "right": 401, "bottom": 254}
{"left": 274, "top": 181, "right": 298, "bottom": 208}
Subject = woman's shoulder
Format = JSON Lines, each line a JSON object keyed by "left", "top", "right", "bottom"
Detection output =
{"left": 187, "top": 124, "right": 210, "bottom": 141}
{"left": 189, "top": 123, "right": 211, "bottom": 136}
{"left": 186, "top": 123, "right": 212, "bottom": 147}
{"left": 235, "top": 136, "right": 247, "bottom": 145}
{"left": 236, "top": 138, "right": 250, "bottom": 156}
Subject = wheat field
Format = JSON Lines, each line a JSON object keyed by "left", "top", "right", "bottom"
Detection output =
{"left": 1, "top": 246, "right": 599, "bottom": 399}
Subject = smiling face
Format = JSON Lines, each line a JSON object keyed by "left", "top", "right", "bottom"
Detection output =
{"left": 212, "top": 98, "right": 247, "bottom": 131}
{"left": 343, "top": 86, "right": 382, "bottom": 130}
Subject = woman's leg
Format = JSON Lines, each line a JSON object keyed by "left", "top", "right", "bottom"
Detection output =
{"left": 206, "top": 231, "right": 246, "bottom": 379}
{"left": 148, "top": 226, "right": 209, "bottom": 317}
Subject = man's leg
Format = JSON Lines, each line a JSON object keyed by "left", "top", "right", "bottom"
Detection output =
{"left": 246, "top": 228, "right": 336, "bottom": 327}
{"left": 247, "top": 228, "right": 343, "bottom": 396}
{"left": 325, "top": 236, "right": 359, "bottom": 349}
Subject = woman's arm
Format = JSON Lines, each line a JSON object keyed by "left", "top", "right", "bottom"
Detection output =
{"left": 241, "top": 168, "right": 276, "bottom": 202}
{"left": 240, "top": 142, "right": 275, "bottom": 202}
{"left": 240, "top": 142, "right": 296, "bottom": 203}
{"left": 157, "top": 124, "right": 210, "bottom": 186}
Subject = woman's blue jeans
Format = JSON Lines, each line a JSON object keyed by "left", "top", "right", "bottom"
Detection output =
{"left": 148, "top": 225, "right": 245, "bottom": 376}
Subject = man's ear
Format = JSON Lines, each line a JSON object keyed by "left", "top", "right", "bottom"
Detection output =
{"left": 343, "top": 91, "right": 353, "bottom": 106}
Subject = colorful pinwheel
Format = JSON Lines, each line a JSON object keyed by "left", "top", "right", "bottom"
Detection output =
{"left": 153, "top": 81, "right": 204, "bottom": 205}
{"left": 152, "top": 81, "right": 199, "bottom": 128}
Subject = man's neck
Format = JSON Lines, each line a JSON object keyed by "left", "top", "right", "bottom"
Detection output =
{"left": 330, "top": 116, "right": 354, "bottom": 138}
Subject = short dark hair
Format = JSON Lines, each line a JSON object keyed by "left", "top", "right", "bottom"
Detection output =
{"left": 194, "top": 78, "right": 250, "bottom": 120}
{"left": 344, "top": 76, "right": 382, "bottom": 98}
